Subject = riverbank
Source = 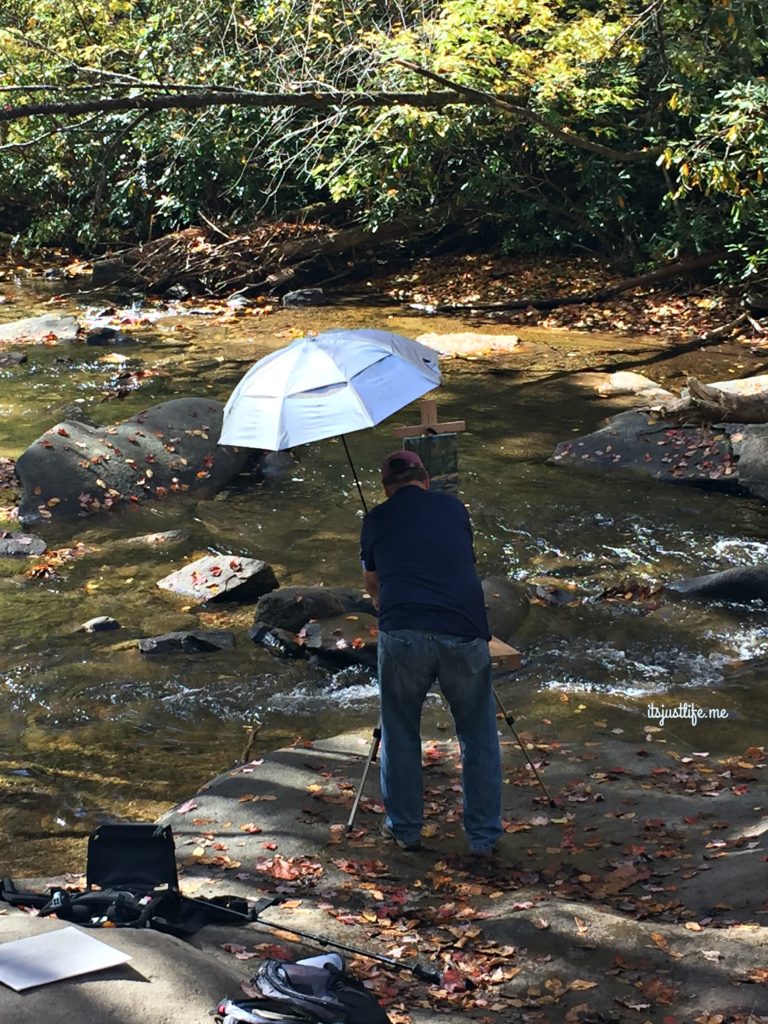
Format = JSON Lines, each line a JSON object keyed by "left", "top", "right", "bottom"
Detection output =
{"left": 3, "top": 708, "right": 767, "bottom": 1024}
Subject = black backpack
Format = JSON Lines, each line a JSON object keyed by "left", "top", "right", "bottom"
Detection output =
{"left": 217, "top": 960, "right": 391, "bottom": 1024}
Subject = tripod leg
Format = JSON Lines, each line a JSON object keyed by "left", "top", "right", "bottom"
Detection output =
{"left": 345, "top": 723, "right": 381, "bottom": 833}
{"left": 493, "top": 689, "right": 556, "bottom": 807}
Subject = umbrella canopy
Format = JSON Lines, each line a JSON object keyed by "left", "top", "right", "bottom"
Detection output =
{"left": 218, "top": 328, "right": 441, "bottom": 451}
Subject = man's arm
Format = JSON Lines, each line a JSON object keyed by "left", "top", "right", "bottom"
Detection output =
{"left": 363, "top": 569, "right": 380, "bottom": 612}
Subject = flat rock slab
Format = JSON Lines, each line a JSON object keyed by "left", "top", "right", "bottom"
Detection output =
{"left": 0, "top": 314, "right": 79, "bottom": 344}
{"left": 0, "top": 532, "right": 47, "bottom": 557}
{"left": 158, "top": 554, "right": 278, "bottom": 604}
{"left": 417, "top": 331, "right": 520, "bottom": 357}
{"left": 138, "top": 629, "right": 236, "bottom": 655}
{"left": 0, "top": 916, "right": 245, "bottom": 1024}
{"left": 156, "top": 729, "right": 768, "bottom": 1023}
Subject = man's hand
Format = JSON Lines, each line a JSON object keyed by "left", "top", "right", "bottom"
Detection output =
{"left": 363, "top": 569, "right": 380, "bottom": 611}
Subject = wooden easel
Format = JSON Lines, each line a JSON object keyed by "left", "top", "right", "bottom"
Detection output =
{"left": 392, "top": 399, "right": 465, "bottom": 439}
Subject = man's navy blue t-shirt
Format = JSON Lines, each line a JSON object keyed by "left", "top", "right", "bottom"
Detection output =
{"left": 360, "top": 485, "right": 490, "bottom": 640}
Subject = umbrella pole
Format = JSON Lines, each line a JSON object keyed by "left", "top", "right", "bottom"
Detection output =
{"left": 341, "top": 435, "right": 368, "bottom": 513}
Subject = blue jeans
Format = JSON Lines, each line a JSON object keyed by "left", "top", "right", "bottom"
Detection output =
{"left": 377, "top": 629, "right": 502, "bottom": 852}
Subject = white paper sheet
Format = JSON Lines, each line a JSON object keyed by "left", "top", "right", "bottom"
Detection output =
{"left": 0, "top": 925, "right": 132, "bottom": 991}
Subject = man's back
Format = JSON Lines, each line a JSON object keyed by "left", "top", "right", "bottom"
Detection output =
{"left": 360, "top": 485, "right": 489, "bottom": 639}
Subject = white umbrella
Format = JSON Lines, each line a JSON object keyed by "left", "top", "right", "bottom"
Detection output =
{"left": 218, "top": 328, "right": 441, "bottom": 509}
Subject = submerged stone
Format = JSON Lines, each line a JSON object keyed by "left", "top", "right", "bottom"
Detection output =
{"left": 138, "top": 629, "right": 236, "bottom": 655}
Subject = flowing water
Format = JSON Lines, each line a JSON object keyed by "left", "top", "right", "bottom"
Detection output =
{"left": 1, "top": 277, "right": 767, "bottom": 874}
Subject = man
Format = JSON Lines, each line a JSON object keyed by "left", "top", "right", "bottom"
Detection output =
{"left": 360, "top": 449, "right": 502, "bottom": 856}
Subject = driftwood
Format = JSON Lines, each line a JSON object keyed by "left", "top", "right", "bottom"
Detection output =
{"left": 94, "top": 215, "right": 434, "bottom": 295}
{"left": 660, "top": 375, "right": 768, "bottom": 424}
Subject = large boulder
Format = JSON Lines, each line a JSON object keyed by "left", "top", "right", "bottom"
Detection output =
{"left": 551, "top": 410, "right": 750, "bottom": 493}
{"left": 15, "top": 398, "right": 251, "bottom": 524}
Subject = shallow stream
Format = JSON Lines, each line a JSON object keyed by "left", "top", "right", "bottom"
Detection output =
{"left": 1, "top": 278, "right": 767, "bottom": 874}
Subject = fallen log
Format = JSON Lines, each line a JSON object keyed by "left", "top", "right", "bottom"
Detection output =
{"left": 659, "top": 375, "right": 768, "bottom": 424}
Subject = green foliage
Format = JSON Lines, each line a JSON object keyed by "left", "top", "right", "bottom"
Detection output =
{"left": 0, "top": 0, "right": 766, "bottom": 283}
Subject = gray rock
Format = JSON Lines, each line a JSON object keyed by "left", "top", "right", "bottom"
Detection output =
{"left": 0, "top": 532, "right": 47, "bottom": 557}
{"left": 123, "top": 530, "right": 189, "bottom": 547}
{"left": 138, "top": 629, "right": 236, "bottom": 654}
{"left": 84, "top": 326, "right": 133, "bottom": 345}
{"left": 281, "top": 288, "right": 327, "bottom": 308}
{"left": 299, "top": 612, "right": 378, "bottom": 669}
{"left": 253, "top": 586, "right": 346, "bottom": 632}
{"left": 327, "top": 587, "right": 377, "bottom": 616}
{"left": 0, "top": 314, "right": 80, "bottom": 343}
{"left": 15, "top": 397, "right": 250, "bottom": 523}
{"left": 552, "top": 411, "right": 743, "bottom": 493}
{"left": 79, "top": 616, "right": 121, "bottom": 632}
{"left": 0, "top": 350, "right": 27, "bottom": 368}
{"left": 482, "top": 575, "right": 529, "bottom": 640}
{"left": 256, "top": 450, "right": 300, "bottom": 482}
{"left": 665, "top": 567, "right": 768, "bottom": 603}
{"left": 249, "top": 621, "right": 306, "bottom": 658}
{"left": 157, "top": 553, "right": 278, "bottom": 604}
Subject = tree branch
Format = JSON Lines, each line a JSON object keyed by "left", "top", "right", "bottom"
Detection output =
{"left": 0, "top": 88, "right": 465, "bottom": 124}
{"left": 393, "top": 59, "right": 661, "bottom": 164}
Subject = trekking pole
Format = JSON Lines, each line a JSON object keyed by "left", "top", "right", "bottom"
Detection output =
{"left": 201, "top": 894, "right": 442, "bottom": 984}
{"left": 345, "top": 722, "right": 381, "bottom": 833}
{"left": 493, "top": 689, "right": 557, "bottom": 808}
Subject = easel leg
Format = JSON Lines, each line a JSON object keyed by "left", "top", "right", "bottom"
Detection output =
{"left": 345, "top": 723, "right": 381, "bottom": 833}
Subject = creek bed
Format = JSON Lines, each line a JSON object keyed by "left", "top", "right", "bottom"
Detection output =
{"left": 1, "top": 283, "right": 766, "bottom": 874}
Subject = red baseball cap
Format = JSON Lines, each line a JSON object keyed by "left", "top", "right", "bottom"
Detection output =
{"left": 381, "top": 449, "right": 428, "bottom": 486}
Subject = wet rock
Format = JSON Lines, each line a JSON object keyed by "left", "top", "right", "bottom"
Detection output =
{"left": 253, "top": 586, "right": 346, "bottom": 632}
{"left": 482, "top": 575, "right": 529, "bottom": 641}
{"left": 281, "top": 288, "right": 327, "bottom": 308}
{"left": 0, "top": 350, "right": 27, "bottom": 368}
{"left": 84, "top": 327, "right": 133, "bottom": 346}
{"left": 299, "top": 613, "right": 378, "bottom": 669}
{"left": 0, "top": 531, "right": 47, "bottom": 557}
{"left": 249, "top": 621, "right": 306, "bottom": 658}
{"left": 256, "top": 450, "right": 300, "bottom": 482}
{"left": 665, "top": 567, "right": 768, "bottom": 603}
{"left": 0, "top": 314, "right": 79, "bottom": 344}
{"left": 78, "top": 616, "right": 121, "bottom": 632}
{"left": 55, "top": 403, "right": 100, "bottom": 427}
{"left": 138, "top": 629, "right": 236, "bottom": 655}
{"left": 552, "top": 410, "right": 745, "bottom": 493}
{"left": 15, "top": 397, "right": 250, "bottom": 523}
{"left": 157, "top": 553, "right": 278, "bottom": 604}
{"left": 327, "top": 587, "right": 377, "bottom": 616}
{"left": 123, "top": 530, "right": 189, "bottom": 548}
